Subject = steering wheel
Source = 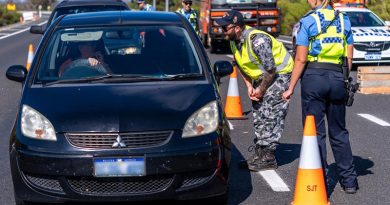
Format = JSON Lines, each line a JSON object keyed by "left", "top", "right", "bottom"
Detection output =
{"left": 61, "top": 59, "right": 106, "bottom": 79}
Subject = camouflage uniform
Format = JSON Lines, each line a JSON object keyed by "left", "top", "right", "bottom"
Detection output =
{"left": 252, "top": 74, "right": 290, "bottom": 150}
{"left": 239, "top": 32, "right": 291, "bottom": 151}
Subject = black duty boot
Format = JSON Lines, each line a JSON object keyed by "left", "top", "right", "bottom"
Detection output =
{"left": 247, "top": 147, "right": 277, "bottom": 171}
{"left": 239, "top": 144, "right": 262, "bottom": 169}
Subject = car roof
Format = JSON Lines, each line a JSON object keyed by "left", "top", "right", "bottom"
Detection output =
{"left": 336, "top": 7, "right": 371, "bottom": 12}
{"left": 57, "top": 11, "right": 183, "bottom": 27}
{"left": 55, "top": 0, "right": 129, "bottom": 8}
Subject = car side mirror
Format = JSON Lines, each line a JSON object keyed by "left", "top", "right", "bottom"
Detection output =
{"left": 6, "top": 65, "right": 28, "bottom": 82}
{"left": 213, "top": 60, "right": 233, "bottom": 78}
{"left": 30, "top": 25, "right": 44, "bottom": 34}
{"left": 386, "top": 21, "right": 390, "bottom": 26}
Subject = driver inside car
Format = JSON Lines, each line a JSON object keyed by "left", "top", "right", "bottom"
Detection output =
{"left": 59, "top": 41, "right": 111, "bottom": 77}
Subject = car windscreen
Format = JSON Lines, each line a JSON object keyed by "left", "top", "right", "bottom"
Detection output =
{"left": 346, "top": 11, "right": 385, "bottom": 27}
{"left": 50, "top": 5, "right": 127, "bottom": 25}
{"left": 35, "top": 26, "right": 204, "bottom": 84}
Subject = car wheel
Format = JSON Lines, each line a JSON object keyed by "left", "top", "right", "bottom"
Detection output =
{"left": 14, "top": 197, "right": 32, "bottom": 205}
{"left": 202, "top": 33, "right": 209, "bottom": 48}
{"left": 208, "top": 192, "right": 228, "bottom": 205}
{"left": 210, "top": 40, "right": 218, "bottom": 54}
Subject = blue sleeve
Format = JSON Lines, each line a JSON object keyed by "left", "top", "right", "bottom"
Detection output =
{"left": 296, "top": 16, "right": 318, "bottom": 47}
{"left": 343, "top": 15, "right": 354, "bottom": 45}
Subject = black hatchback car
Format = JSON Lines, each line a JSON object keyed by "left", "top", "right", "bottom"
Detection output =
{"left": 30, "top": 0, "right": 130, "bottom": 34}
{"left": 6, "top": 11, "right": 233, "bottom": 204}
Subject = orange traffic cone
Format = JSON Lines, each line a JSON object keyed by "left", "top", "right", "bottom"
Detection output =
{"left": 224, "top": 65, "right": 246, "bottom": 120}
{"left": 26, "top": 44, "right": 34, "bottom": 71}
{"left": 292, "top": 115, "right": 329, "bottom": 205}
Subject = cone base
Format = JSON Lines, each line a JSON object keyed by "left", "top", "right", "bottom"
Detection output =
{"left": 292, "top": 169, "right": 329, "bottom": 205}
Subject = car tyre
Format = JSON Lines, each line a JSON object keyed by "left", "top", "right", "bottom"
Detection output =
{"left": 14, "top": 197, "right": 32, "bottom": 205}
{"left": 210, "top": 40, "right": 218, "bottom": 54}
{"left": 208, "top": 192, "right": 228, "bottom": 205}
{"left": 202, "top": 33, "right": 209, "bottom": 48}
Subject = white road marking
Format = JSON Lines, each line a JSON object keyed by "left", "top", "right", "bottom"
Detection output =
{"left": 228, "top": 120, "right": 234, "bottom": 130}
{"left": 277, "top": 38, "right": 293, "bottom": 45}
{"left": 259, "top": 170, "right": 290, "bottom": 192}
{"left": 358, "top": 114, "right": 390, "bottom": 126}
{"left": 0, "top": 20, "right": 47, "bottom": 40}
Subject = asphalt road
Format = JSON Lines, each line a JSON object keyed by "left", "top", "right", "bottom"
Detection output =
{"left": 0, "top": 23, "right": 389, "bottom": 205}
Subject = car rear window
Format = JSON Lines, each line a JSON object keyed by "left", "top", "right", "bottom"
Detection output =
{"left": 35, "top": 25, "right": 203, "bottom": 83}
{"left": 50, "top": 5, "right": 127, "bottom": 24}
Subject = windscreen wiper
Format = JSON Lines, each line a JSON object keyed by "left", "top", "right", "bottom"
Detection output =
{"left": 161, "top": 73, "right": 204, "bottom": 80}
{"left": 43, "top": 74, "right": 162, "bottom": 86}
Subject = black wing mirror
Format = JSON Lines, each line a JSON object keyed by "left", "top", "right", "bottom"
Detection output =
{"left": 30, "top": 25, "right": 44, "bottom": 34}
{"left": 6, "top": 65, "right": 28, "bottom": 82}
{"left": 213, "top": 60, "right": 233, "bottom": 78}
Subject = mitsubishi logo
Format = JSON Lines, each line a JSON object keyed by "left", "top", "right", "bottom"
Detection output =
{"left": 112, "top": 135, "right": 126, "bottom": 148}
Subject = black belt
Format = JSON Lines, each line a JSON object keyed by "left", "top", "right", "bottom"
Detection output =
{"left": 306, "top": 62, "right": 342, "bottom": 72}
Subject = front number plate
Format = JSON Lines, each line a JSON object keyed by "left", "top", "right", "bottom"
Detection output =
{"left": 365, "top": 53, "right": 381, "bottom": 60}
{"left": 93, "top": 157, "right": 145, "bottom": 177}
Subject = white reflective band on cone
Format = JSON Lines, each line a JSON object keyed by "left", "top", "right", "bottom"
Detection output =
{"left": 298, "top": 136, "right": 322, "bottom": 169}
{"left": 227, "top": 78, "right": 239, "bottom": 97}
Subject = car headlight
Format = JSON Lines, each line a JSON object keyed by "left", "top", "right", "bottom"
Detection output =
{"left": 182, "top": 101, "right": 219, "bottom": 138}
{"left": 21, "top": 105, "right": 56, "bottom": 141}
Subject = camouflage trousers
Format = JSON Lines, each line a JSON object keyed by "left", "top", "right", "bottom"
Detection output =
{"left": 252, "top": 74, "right": 291, "bottom": 150}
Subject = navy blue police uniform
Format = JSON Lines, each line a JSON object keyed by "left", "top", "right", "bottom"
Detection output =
{"left": 296, "top": 5, "right": 358, "bottom": 190}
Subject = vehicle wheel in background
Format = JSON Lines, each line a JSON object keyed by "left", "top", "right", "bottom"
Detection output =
{"left": 202, "top": 33, "right": 209, "bottom": 48}
{"left": 210, "top": 40, "right": 219, "bottom": 53}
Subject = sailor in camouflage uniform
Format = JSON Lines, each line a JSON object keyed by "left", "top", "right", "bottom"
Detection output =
{"left": 216, "top": 10, "right": 294, "bottom": 171}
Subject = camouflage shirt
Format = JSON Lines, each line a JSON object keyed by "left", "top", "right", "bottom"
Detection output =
{"left": 237, "top": 31, "right": 276, "bottom": 73}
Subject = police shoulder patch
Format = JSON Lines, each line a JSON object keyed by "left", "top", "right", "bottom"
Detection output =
{"left": 253, "top": 37, "right": 265, "bottom": 47}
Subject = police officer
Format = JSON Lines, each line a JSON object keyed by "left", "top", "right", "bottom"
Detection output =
{"left": 137, "top": 0, "right": 155, "bottom": 11}
{"left": 216, "top": 10, "right": 294, "bottom": 171}
{"left": 177, "top": 0, "right": 199, "bottom": 35}
{"left": 282, "top": 0, "right": 358, "bottom": 194}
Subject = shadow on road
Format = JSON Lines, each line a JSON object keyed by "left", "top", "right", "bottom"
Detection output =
{"left": 326, "top": 155, "right": 374, "bottom": 197}
{"left": 276, "top": 143, "right": 301, "bottom": 167}
{"left": 226, "top": 144, "right": 253, "bottom": 205}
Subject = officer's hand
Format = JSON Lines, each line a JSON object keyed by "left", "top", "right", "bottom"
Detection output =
{"left": 282, "top": 89, "right": 293, "bottom": 101}
{"left": 248, "top": 86, "right": 259, "bottom": 101}
{"left": 251, "top": 87, "right": 263, "bottom": 102}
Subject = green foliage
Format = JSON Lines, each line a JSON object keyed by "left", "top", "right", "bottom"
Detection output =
{"left": 279, "top": 0, "right": 310, "bottom": 35}
{"left": 0, "top": 6, "right": 21, "bottom": 27}
{"left": 366, "top": 0, "right": 390, "bottom": 21}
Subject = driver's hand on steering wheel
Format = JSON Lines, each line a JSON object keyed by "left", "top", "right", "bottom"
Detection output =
{"left": 88, "top": 58, "right": 100, "bottom": 66}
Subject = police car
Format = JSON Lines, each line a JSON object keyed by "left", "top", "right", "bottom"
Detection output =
{"left": 292, "top": 7, "right": 390, "bottom": 65}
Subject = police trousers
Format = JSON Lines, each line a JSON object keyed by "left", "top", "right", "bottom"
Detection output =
{"left": 301, "top": 66, "right": 358, "bottom": 188}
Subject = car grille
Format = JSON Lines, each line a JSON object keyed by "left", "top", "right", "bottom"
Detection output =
{"left": 25, "top": 174, "right": 64, "bottom": 193}
{"left": 68, "top": 175, "right": 173, "bottom": 195}
{"left": 354, "top": 41, "right": 390, "bottom": 52}
{"left": 66, "top": 131, "right": 172, "bottom": 149}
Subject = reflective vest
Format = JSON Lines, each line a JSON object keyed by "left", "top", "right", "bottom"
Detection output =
{"left": 141, "top": 4, "right": 154, "bottom": 11}
{"left": 230, "top": 26, "right": 293, "bottom": 80}
{"left": 178, "top": 8, "right": 199, "bottom": 33}
{"left": 308, "top": 9, "right": 346, "bottom": 64}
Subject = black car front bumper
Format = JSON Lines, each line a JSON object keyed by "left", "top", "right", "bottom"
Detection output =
{"left": 10, "top": 141, "right": 229, "bottom": 203}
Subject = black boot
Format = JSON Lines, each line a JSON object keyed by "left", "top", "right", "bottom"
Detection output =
{"left": 247, "top": 147, "right": 277, "bottom": 171}
{"left": 239, "top": 144, "right": 262, "bottom": 169}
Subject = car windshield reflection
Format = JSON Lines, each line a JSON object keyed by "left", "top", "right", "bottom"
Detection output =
{"left": 36, "top": 26, "right": 204, "bottom": 84}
